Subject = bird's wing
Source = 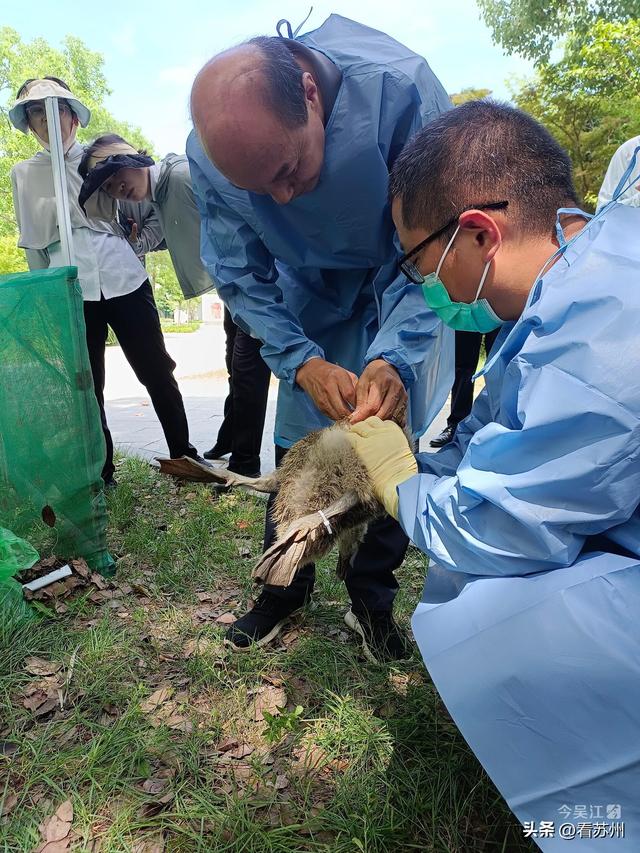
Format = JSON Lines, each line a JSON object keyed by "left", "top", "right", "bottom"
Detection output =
{"left": 252, "top": 491, "right": 360, "bottom": 587}
{"left": 156, "top": 456, "right": 277, "bottom": 492}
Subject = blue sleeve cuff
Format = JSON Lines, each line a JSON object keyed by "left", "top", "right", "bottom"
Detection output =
{"left": 278, "top": 344, "right": 325, "bottom": 386}
{"left": 364, "top": 350, "right": 416, "bottom": 387}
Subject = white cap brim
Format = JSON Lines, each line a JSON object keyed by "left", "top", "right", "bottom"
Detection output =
{"left": 9, "top": 80, "right": 91, "bottom": 134}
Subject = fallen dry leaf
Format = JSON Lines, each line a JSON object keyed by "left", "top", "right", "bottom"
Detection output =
{"left": 388, "top": 671, "right": 422, "bottom": 696}
{"left": 90, "top": 573, "right": 109, "bottom": 590}
{"left": 1, "top": 792, "right": 18, "bottom": 816}
{"left": 131, "top": 838, "right": 165, "bottom": 853}
{"left": 216, "top": 612, "right": 236, "bottom": 625}
{"left": 196, "top": 592, "right": 214, "bottom": 602}
{"left": 281, "top": 629, "right": 301, "bottom": 646}
{"left": 0, "top": 740, "right": 19, "bottom": 757}
{"left": 145, "top": 695, "right": 193, "bottom": 733}
{"left": 227, "top": 743, "right": 254, "bottom": 760}
{"left": 24, "top": 657, "right": 62, "bottom": 677}
{"left": 292, "top": 743, "right": 329, "bottom": 773}
{"left": 23, "top": 687, "right": 59, "bottom": 718}
{"left": 55, "top": 801, "right": 73, "bottom": 824}
{"left": 57, "top": 726, "right": 79, "bottom": 747}
{"left": 132, "top": 837, "right": 165, "bottom": 853}
{"left": 155, "top": 767, "right": 176, "bottom": 780}
{"left": 194, "top": 605, "right": 219, "bottom": 622}
{"left": 274, "top": 774, "right": 289, "bottom": 790}
{"left": 37, "top": 841, "right": 72, "bottom": 853}
{"left": 139, "top": 791, "right": 174, "bottom": 818}
{"left": 142, "top": 778, "right": 169, "bottom": 795}
{"left": 252, "top": 686, "right": 287, "bottom": 722}
{"left": 227, "top": 762, "right": 253, "bottom": 783}
{"left": 254, "top": 749, "right": 274, "bottom": 766}
{"left": 70, "top": 559, "right": 90, "bottom": 579}
{"left": 140, "top": 687, "right": 173, "bottom": 714}
{"left": 38, "top": 799, "right": 74, "bottom": 850}
{"left": 164, "top": 714, "right": 193, "bottom": 733}
{"left": 183, "top": 637, "right": 212, "bottom": 658}
{"left": 288, "top": 676, "right": 315, "bottom": 706}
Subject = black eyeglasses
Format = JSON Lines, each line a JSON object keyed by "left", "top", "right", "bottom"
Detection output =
{"left": 25, "top": 101, "right": 71, "bottom": 122}
{"left": 398, "top": 201, "right": 509, "bottom": 284}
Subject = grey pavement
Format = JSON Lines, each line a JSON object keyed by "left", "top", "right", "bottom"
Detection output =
{"left": 104, "top": 323, "right": 450, "bottom": 474}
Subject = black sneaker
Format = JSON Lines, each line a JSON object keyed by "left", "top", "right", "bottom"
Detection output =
{"left": 103, "top": 477, "right": 118, "bottom": 490}
{"left": 429, "top": 424, "right": 456, "bottom": 448}
{"left": 204, "top": 445, "right": 231, "bottom": 461}
{"left": 192, "top": 454, "right": 213, "bottom": 468}
{"left": 224, "top": 590, "right": 305, "bottom": 651}
{"left": 344, "top": 609, "right": 413, "bottom": 663}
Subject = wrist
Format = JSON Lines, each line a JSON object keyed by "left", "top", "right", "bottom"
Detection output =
{"left": 296, "top": 355, "right": 321, "bottom": 383}
{"left": 380, "top": 467, "right": 417, "bottom": 519}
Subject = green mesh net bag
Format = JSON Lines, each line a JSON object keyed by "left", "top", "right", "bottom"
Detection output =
{"left": 0, "top": 266, "right": 114, "bottom": 575}
{"left": 0, "top": 526, "right": 38, "bottom": 621}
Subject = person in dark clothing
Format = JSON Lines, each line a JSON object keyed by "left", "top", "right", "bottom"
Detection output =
{"left": 83, "top": 283, "right": 201, "bottom": 483}
{"left": 188, "top": 21, "right": 452, "bottom": 662}
{"left": 430, "top": 329, "right": 499, "bottom": 447}
{"left": 204, "top": 307, "right": 271, "bottom": 477}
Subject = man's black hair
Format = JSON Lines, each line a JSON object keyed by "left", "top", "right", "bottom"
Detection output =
{"left": 390, "top": 100, "right": 579, "bottom": 239}
{"left": 248, "top": 36, "right": 308, "bottom": 128}
{"left": 78, "top": 133, "right": 148, "bottom": 178}
{"left": 16, "top": 75, "right": 71, "bottom": 98}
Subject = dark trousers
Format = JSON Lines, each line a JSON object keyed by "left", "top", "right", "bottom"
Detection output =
{"left": 261, "top": 445, "right": 409, "bottom": 615}
{"left": 83, "top": 280, "right": 196, "bottom": 481}
{"left": 215, "top": 307, "right": 271, "bottom": 476}
{"left": 448, "top": 329, "right": 500, "bottom": 427}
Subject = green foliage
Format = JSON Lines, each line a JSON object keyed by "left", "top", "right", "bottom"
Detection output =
{"left": 262, "top": 705, "right": 304, "bottom": 744}
{"left": 477, "top": 0, "right": 640, "bottom": 64}
{"left": 146, "top": 250, "right": 184, "bottom": 318}
{"left": 0, "top": 26, "right": 153, "bottom": 272}
{"left": 0, "top": 235, "right": 27, "bottom": 275}
{"left": 160, "top": 320, "right": 201, "bottom": 333}
{"left": 512, "top": 19, "right": 640, "bottom": 208}
{"left": 450, "top": 87, "right": 492, "bottom": 105}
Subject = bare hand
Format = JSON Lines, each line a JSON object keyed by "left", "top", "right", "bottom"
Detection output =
{"left": 350, "top": 359, "right": 407, "bottom": 424}
{"left": 127, "top": 221, "right": 138, "bottom": 244}
{"left": 296, "top": 358, "right": 358, "bottom": 421}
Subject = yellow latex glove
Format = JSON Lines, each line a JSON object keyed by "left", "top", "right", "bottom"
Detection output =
{"left": 346, "top": 416, "right": 418, "bottom": 519}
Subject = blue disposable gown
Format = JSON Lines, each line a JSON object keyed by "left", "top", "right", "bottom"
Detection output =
{"left": 398, "top": 204, "right": 640, "bottom": 850}
{"left": 187, "top": 14, "right": 453, "bottom": 446}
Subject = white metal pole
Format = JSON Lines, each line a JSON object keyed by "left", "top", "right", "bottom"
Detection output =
{"left": 45, "top": 96, "right": 75, "bottom": 267}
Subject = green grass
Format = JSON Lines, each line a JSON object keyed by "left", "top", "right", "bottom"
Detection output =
{"left": 0, "top": 455, "right": 535, "bottom": 852}
{"left": 160, "top": 320, "right": 201, "bottom": 334}
{"left": 107, "top": 322, "right": 200, "bottom": 347}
